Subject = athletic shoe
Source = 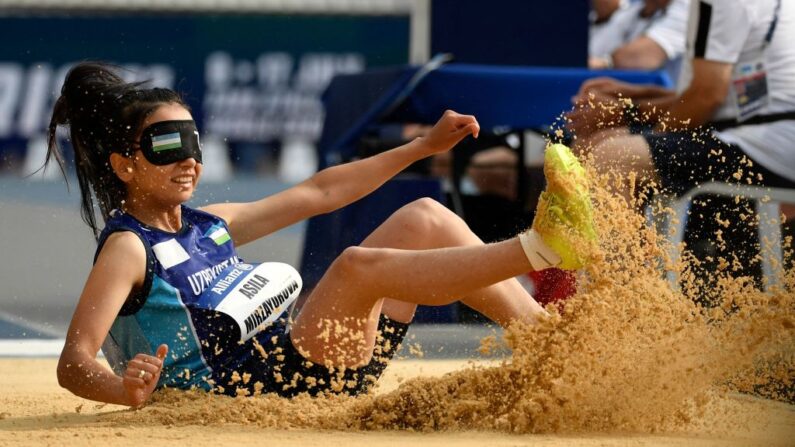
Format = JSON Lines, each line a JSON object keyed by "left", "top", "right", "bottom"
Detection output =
{"left": 530, "top": 143, "right": 598, "bottom": 269}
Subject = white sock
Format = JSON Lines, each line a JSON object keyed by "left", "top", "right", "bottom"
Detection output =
{"left": 518, "top": 229, "right": 562, "bottom": 271}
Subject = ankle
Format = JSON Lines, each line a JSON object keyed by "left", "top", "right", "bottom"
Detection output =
{"left": 519, "top": 229, "right": 562, "bottom": 271}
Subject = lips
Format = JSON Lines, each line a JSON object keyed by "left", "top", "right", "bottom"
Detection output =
{"left": 171, "top": 175, "right": 194, "bottom": 185}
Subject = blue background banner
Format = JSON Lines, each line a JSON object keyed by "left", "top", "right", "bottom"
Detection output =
{"left": 0, "top": 14, "right": 409, "bottom": 167}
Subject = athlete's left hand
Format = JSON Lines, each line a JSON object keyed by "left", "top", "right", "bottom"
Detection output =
{"left": 420, "top": 110, "right": 480, "bottom": 156}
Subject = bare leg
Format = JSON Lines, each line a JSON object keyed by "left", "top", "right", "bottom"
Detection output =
{"left": 359, "top": 198, "right": 542, "bottom": 325}
{"left": 291, "top": 198, "right": 545, "bottom": 367}
{"left": 584, "top": 130, "right": 658, "bottom": 203}
{"left": 571, "top": 126, "right": 631, "bottom": 157}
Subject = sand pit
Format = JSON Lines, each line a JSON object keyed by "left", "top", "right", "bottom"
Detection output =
{"left": 0, "top": 358, "right": 792, "bottom": 446}
{"left": 3, "top": 155, "right": 794, "bottom": 446}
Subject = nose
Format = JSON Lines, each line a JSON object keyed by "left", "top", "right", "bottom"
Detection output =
{"left": 178, "top": 157, "right": 198, "bottom": 168}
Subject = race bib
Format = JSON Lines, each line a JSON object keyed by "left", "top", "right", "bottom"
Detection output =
{"left": 732, "top": 57, "right": 770, "bottom": 122}
{"left": 194, "top": 262, "right": 302, "bottom": 342}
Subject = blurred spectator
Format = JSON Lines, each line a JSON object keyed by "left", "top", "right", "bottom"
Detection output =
{"left": 590, "top": 0, "right": 688, "bottom": 82}
{"left": 466, "top": 147, "right": 519, "bottom": 201}
{"left": 590, "top": 0, "right": 625, "bottom": 25}
{"left": 569, "top": 0, "right": 795, "bottom": 209}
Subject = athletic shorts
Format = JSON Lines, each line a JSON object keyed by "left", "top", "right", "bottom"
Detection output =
{"left": 211, "top": 314, "right": 409, "bottom": 398}
{"left": 643, "top": 130, "right": 795, "bottom": 196}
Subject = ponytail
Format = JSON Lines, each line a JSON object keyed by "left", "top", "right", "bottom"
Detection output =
{"left": 46, "top": 62, "right": 187, "bottom": 239}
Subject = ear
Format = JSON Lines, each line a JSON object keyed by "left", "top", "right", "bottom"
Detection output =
{"left": 109, "top": 153, "right": 134, "bottom": 182}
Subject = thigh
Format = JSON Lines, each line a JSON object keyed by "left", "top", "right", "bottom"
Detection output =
{"left": 590, "top": 132, "right": 656, "bottom": 178}
{"left": 207, "top": 315, "right": 408, "bottom": 397}
{"left": 289, "top": 199, "right": 458, "bottom": 368}
{"left": 283, "top": 314, "right": 409, "bottom": 397}
{"left": 573, "top": 126, "right": 632, "bottom": 156}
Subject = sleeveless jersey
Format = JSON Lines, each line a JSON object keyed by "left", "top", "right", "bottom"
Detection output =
{"left": 97, "top": 206, "right": 253, "bottom": 390}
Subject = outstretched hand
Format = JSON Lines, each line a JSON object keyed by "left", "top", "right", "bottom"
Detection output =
{"left": 420, "top": 110, "right": 480, "bottom": 156}
{"left": 122, "top": 344, "right": 168, "bottom": 408}
{"left": 573, "top": 77, "right": 634, "bottom": 103}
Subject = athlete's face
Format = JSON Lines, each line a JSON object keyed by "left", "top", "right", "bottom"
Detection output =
{"left": 127, "top": 103, "right": 203, "bottom": 207}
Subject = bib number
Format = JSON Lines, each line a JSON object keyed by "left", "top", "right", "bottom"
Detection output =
{"left": 194, "top": 262, "right": 302, "bottom": 341}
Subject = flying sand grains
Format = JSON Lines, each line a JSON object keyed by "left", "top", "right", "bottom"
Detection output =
{"left": 106, "top": 155, "right": 793, "bottom": 435}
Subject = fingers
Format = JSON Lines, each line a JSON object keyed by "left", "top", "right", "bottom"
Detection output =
{"left": 577, "top": 78, "right": 602, "bottom": 97}
{"left": 123, "top": 367, "right": 149, "bottom": 387}
{"left": 126, "top": 361, "right": 158, "bottom": 385}
{"left": 125, "top": 345, "right": 169, "bottom": 387}
{"left": 155, "top": 344, "right": 169, "bottom": 361}
{"left": 129, "top": 358, "right": 161, "bottom": 375}
{"left": 446, "top": 111, "right": 479, "bottom": 137}
{"left": 132, "top": 353, "right": 163, "bottom": 369}
{"left": 426, "top": 110, "right": 479, "bottom": 152}
{"left": 576, "top": 77, "right": 620, "bottom": 100}
{"left": 467, "top": 122, "right": 480, "bottom": 138}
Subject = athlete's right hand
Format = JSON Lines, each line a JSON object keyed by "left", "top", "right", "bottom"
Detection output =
{"left": 421, "top": 110, "right": 480, "bottom": 156}
{"left": 122, "top": 344, "right": 168, "bottom": 408}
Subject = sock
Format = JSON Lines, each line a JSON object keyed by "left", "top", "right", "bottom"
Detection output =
{"left": 518, "top": 229, "right": 562, "bottom": 271}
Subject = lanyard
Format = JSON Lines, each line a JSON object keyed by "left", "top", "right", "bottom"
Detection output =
{"left": 764, "top": 0, "right": 782, "bottom": 47}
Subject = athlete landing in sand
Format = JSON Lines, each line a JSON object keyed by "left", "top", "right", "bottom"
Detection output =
{"left": 49, "top": 62, "right": 597, "bottom": 407}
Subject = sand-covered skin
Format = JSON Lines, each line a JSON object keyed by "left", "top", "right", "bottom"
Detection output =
{"left": 0, "top": 358, "right": 793, "bottom": 446}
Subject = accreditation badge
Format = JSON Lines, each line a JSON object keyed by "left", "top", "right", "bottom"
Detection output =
{"left": 193, "top": 262, "right": 303, "bottom": 342}
{"left": 732, "top": 56, "right": 770, "bottom": 122}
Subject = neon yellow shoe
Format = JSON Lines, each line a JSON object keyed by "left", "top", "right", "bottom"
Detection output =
{"left": 529, "top": 144, "right": 598, "bottom": 270}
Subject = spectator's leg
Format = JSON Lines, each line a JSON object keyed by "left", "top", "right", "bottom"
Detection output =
{"left": 571, "top": 127, "right": 631, "bottom": 158}
{"left": 588, "top": 132, "right": 658, "bottom": 203}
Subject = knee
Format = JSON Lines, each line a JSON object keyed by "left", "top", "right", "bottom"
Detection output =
{"left": 395, "top": 198, "right": 462, "bottom": 236}
{"left": 591, "top": 134, "right": 653, "bottom": 174}
{"left": 589, "top": 137, "right": 614, "bottom": 168}
{"left": 576, "top": 128, "right": 625, "bottom": 159}
{"left": 334, "top": 246, "right": 381, "bottom": 279}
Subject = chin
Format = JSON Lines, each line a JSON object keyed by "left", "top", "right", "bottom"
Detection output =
{"left": 178, "top": 191, "right": 195, "bottom": 203}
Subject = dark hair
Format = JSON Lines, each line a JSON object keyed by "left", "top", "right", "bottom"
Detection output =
{"left": 46, "top": 62, "right": 188, "bottom": 239}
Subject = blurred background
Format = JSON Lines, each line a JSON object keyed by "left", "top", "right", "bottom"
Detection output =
{"left": 0, "top": 0, "right": 588, "bottom": 346}
{"left": 1, "top": 0, "right": 751, "bottom": 356}
{"left": 0, "top": 0, "right": 417, "bottom": 344}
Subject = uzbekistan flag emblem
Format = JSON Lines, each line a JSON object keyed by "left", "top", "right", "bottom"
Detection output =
{"left": 152, "top": 132, "right": 182, "bottom": 152}
{"left": 205, "top": 223, "right": 231, "bottom": 245}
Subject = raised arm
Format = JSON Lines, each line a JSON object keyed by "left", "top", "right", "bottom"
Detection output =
{"left": 203, "top": 110, "right": 480, "bottom": 246}
{"left": 57, "top": 232, "right": 167, "bottom": 407}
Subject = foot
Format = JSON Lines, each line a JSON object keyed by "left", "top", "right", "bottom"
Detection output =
{"left": 526, "top": 144, "right": 598, "bottom": 270}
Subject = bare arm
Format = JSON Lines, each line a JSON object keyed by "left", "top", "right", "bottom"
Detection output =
{"left": 592, "top": 0, "right": 622, "bottom": 22}
{"left": 57, "top": 232, "right": 167, "bottom": 407}
{"left": 576, "top": 77, "right": 675, "bottom": 101}
{"left": 659, "top": 58, "right": 731, "bottom": 130}
{"left": 612, "top": 36, "right": 669, "bottom": 70}
{"left": 567, "top": 77, "right": 678, "bottom": 138}
{"left": 203, "top": 110, "right": 480, "bottom": 246}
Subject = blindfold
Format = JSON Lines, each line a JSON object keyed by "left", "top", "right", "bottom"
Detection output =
{"left": 137, "top": 120, "right": 202, "bottom": 165}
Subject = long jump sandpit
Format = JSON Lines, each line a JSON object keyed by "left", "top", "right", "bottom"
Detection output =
{"left": 3, "top": 174, "right": 793, "bottom": 446}
{"left": 1, "top": 357, "right": 792, "bottom": 447}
